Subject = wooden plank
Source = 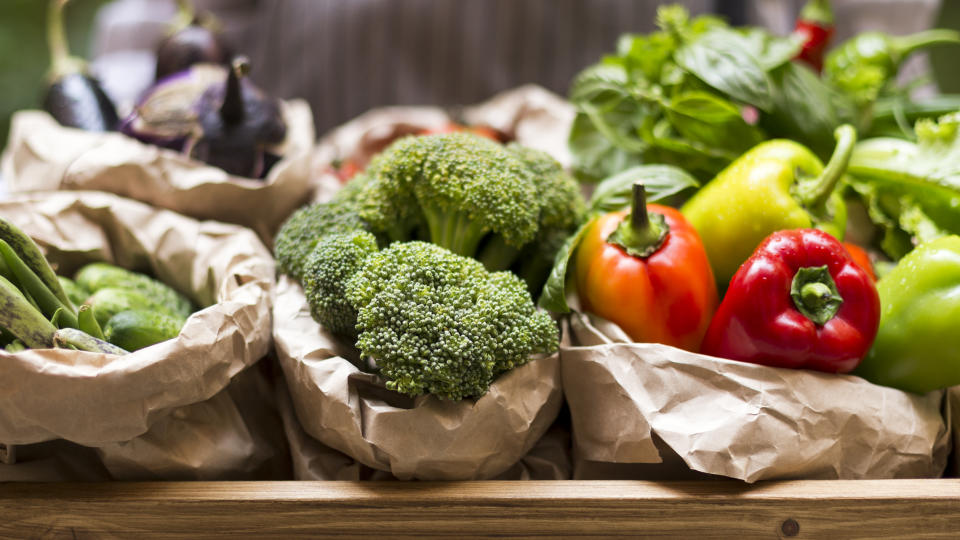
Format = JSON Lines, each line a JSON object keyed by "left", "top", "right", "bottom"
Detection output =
{"left": 0, "top": 480, "right": 959, "bottom": 539}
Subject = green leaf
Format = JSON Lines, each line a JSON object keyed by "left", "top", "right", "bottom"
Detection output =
{"left": 538, "top": 217, "right": 596, "bottom": 314}
{"left": 664, "top": 91, "right": 765, "bottom": 151}
{"left": 589, "top": 165, "right": 701, "bottom": 214}
{"left": 674, "top": 28, "right": 775, "bottom": 111}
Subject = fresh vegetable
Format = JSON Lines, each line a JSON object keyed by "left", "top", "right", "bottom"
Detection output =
{"left": 277, "top": 133, "right": 586, "bottom": 292}
{"left": 847, "top": 112, "right": 960, "bottom": 259}
{"left": 59, "top": 276, "right": 90, "bottom": 306}
{"left": 74, "top": 263, "right": 193, "bottom": 319}
{"left": 43, "top": 0, "right": 119, "bottom": 131}
{"left": 854, "top": 235, "right": 960, "bottom": 393}
{"left": 103, "top": 310, "right": 184, "bottom": 352}
{"left": 419, "top": 123, "right": 505, "bottom": 142}
{"left": 0, "top": 275, "right": 59, "bottom": 349}
{"left": 824, "top": 29, "right": 960, "bottom": 108}
{"left": 274, "top": 180, "right": 376, "bottom": 280}
{"left": 681, "top": 124, "right": 856, "bottom": 285}
{"left": 574, "top": 183, "right": 716, "bottom": 351}
{"left": 346, "top": 241, "right": 558, "bottom": 400}
{"left": 53, "top": 328, "right": 127, "bottom": 354}
{"left": 84, "top": 287, "right": 184, "bottom": 327}
{"left": 155, "top": 0, "right": 232, "bottom": 81}
{"left": 539, "top": 164, "right": 701, "bottom": 313}
{"left": 702, "top": 228, "right": 880, "bottom": 373}
{"left": 793, "top": 0, "right": 834, "bottom": 72}
{"left": 122, "top": 57, "right": 287, "bottom": 178}
{"left": 302, "top": 230, "right": 379, "bottom": 338}
{"left": 843, "top": 242, "right": 876, "bottom": 281}
{"left": 278, "top": 134, "right": 569, "bottom": 400}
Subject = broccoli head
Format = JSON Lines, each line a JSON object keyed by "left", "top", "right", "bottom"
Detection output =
{"left": 355, "top": 133, "right": 542, "bottom": 261}
{"left": 345, "top": 241, "right": 558, "bottom": 400}
{"left": 302, "top": 230, "right": 379, "bottom": 338}
{"left": 273, "top": 178, "right": 374, "bottom": 279}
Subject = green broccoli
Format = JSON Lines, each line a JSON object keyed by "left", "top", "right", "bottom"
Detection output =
{"left": 345, "top": 241, "right": 558, "bottom": 400}
{"left": 354, "top": 133, "right": 543, "bottom": 266}
{"left": 302, "top": 230, "right": 379, "bottom": 338}
{"left": 273, "top": 178, "right": 374, "bottom": 279}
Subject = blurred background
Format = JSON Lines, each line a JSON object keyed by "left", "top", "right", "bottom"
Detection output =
{"left": 2, "top": 0, "right": 958, "bottom": 149}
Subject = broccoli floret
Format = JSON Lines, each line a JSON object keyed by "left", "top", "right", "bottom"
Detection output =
{"left": 274, "top": 179, "right": 373, "bottom": 279}
{"left": 302, "top": 230, "right": 379, "bottom": 338}
{"left": 355, "top": 133, "right": 542, "bottom": 263}
{"left": 503, "top": 144, "right": 587, "bottom": 294}
{"left": 345, "top": 241, "right": 558, "bottom": 400}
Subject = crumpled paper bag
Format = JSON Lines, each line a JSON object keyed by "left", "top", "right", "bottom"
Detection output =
{"left": 273, "top": 275, "right": 563, "bottom": 481}
{"left": 563, "top": 312, "right": 950, "bottom": 482}
{"left": 275, "top": 374, "right": 571, "bottom": 481}
{"left": 0, "top": 191, "right": 274, "bottom": 449}
{"left": 306, "top": 84, "right": 575, "bottom": 204}
{"left": 949, "top": 387, "right": 960, "bottom": 476}
{"left": 1, "top": 100, "right": 316, "bottom": 243}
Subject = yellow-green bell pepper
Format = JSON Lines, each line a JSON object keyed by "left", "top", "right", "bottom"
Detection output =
{"left": 681, "top": 125, "right": 856, "bottom": 285}
{"left": 855, "top": 235, "right": 960, "bottom": 393}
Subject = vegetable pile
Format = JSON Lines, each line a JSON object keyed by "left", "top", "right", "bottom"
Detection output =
{"left": 276, "top": 132, "right": 580, "bottom": 400}
{"left": 0, "top": 217, "right": 194, "bottom": 355}
{"left": 567, "top": 4, "right": 958, "bottom": 182}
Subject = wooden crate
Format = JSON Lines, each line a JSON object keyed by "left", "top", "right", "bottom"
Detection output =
{"left": 1, "top": 480, "right": 959, "bottom": 538}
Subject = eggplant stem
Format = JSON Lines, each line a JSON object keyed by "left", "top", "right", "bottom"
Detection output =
{"left": 47, "top": 0, "right": 86, "bottom": 80}
{"left": 220, "top": 56, "right": 249, "bottom": 124}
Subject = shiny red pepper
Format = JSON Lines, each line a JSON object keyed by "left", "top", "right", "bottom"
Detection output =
{"left": 702, "top": 229, "right": 880, "bottom": 373}
{"left": 793, "top": 0, "right": 834, "bottom": 72}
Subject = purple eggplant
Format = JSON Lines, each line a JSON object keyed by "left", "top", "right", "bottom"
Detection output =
{"left": 155, "top": 0, "right": 232, "bottom": 82}
{"left": 43, "top": 0, "right": 119, "bottom": 131}
{"left": 122, "top": 57, "right": 287, "bottom": 179}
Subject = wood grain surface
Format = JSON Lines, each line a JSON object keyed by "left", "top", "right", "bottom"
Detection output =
{"left": 1, "top": 480, "right": 959, "bottom": 539}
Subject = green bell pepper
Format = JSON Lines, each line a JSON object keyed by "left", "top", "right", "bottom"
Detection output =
{"left": 681, "top": 124, "right": 855, "bottom": 285}
{"left": 855, "top": 235, "right": 960, "bottom": 394}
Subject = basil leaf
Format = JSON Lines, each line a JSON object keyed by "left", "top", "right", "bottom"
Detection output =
{"left": 664, "top": 91, "right": 764, "bottom": 151}
{"left": 738, "top": 27, "right": 804, "bottom": 70}
{"left": 760, "top": 61, "right": 856, "bottom": 158}
{"left": 674, "top": 28, "right": 775, "bottom": 111}
{"left": 538, "top": 217, "right": 596, "bottom": 314}
{"left": 589, "top": 165, "right": 701, "bottom": 213}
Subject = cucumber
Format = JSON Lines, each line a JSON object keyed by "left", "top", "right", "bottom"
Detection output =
{"left": 104, "top": 310, "right": 185, "bottom": 352}
{"left": 58, "top": 276, "right": 91, "bottom": 307}
{"left": 74, "top": 263, "right": 193, "bottom": 318}
{"left": 85, "top": 287, "right": 182, "bottom": 327}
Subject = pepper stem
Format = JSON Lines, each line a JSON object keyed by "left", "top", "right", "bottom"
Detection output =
{"left": 799, "top": 0, "right": 833, "bottom": 26}
{"left": 46, "top": 0, "right": 86, "bottom": 81}
{"left": 890, "top": 29, "right": 960, "bottom": 64}
{"left": 790, "top": 266, "right": 843, "bottom": 326}
{"left": 173, "top": 0, "right": 197, "bottom": 30}
{"left": 801, "top": 124, "right": 857, "bottom": 210}
{"left": 606, "top": 183, "right": 669, "bottom": 258}
{"left": 221, "top": 56, "right": 249, "bottom": 124}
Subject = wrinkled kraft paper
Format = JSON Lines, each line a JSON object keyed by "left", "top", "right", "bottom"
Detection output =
{"left": 562, "top": 312, "right": 950, "bottom": 482}
{"left": 0, "top": 192, "right": 274, "bottom": 468}
{"left": 2, "top": 363, "right": 290, "bottom": 481}
{"left": 1, "top": 100, "right": 316, "bottom": 243}
{"left": 275, "top": 375, "right": 571, "bottom": 481}
{"left": 950, "top": 387, "right": 960, "bottom": 476}
{"left": 307, "top": 85, "right": 575, "bottom": 204}
{"left": 273, "top": 276, "right": 564, "bottom": 481}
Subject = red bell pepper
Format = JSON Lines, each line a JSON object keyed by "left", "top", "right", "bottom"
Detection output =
{"left": 843, "top": 242, "right": 876, "bottom": 282}
{"left": 793, "top": 0, "right": 834, "bottom": 73}
{"left": 701, "top": 229, "right": 879, "bottom": 373}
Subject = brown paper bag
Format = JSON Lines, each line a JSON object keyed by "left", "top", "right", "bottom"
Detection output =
{"left": 949, "top": 387, "right": 960, "bottom": 477}
{"left": 1, "top": 100, "right": 316, "bottom": 243}
{"left": 276, "top": 374, "right": 570, "bottom": 481}
{"left": 0, "top": 191, "right": 274, "bottom": 452}
{"left": 563, "top": 312, "right": 950, "bottom": 482}
{"left": 273, "top": 276, "right": 563, "bottom": 481}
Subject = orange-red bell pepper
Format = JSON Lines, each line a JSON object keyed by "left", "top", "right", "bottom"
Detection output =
{"left": 575, "top": 183, "right": 718, "bottom": 351}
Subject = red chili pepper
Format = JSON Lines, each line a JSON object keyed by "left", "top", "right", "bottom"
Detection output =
{"left": 843, "top": 242, "right": 876, "bottom": 282}
{"left": 793, "top": 0, "right": 834, "bottom": 72}
{"left": 701, "top": 229, "right": 880, "bottom": 373}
